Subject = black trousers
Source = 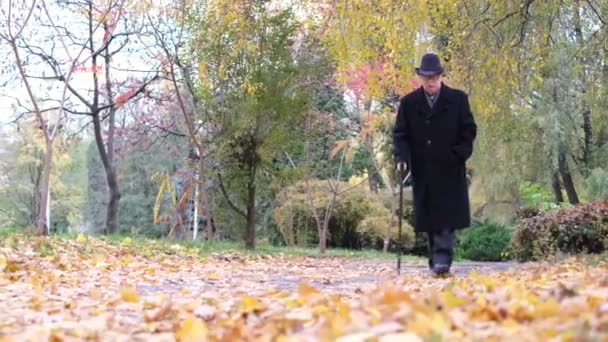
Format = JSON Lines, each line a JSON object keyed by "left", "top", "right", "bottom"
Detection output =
{"left": 419, "top": 184, "right": 456, "bottom": 269}
{"left": 427, "top": 228, "right": 455, "bottom": 269}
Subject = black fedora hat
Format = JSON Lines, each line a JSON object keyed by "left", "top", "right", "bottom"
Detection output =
{"left": 415, "top": 53, "right": 444, "bottom": 76}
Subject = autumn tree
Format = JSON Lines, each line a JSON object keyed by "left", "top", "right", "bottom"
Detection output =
{"left": 195, "top": 0, "right": 313, "bottom": 249}
{"left": 0, "top": 1, "right": 63, "bottom": 235}
{"left": 428, "top": 0, "right": 607, "bottom": 207}
{"left": 20, "top": 0, "right": 161, "bottom": 234}
{"left": 144, "top": 0, "right": 217, "bottom": 240}
{"left": 316, "top": 0, "right": 428, "bottom": 250}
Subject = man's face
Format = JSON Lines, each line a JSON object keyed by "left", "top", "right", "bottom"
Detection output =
{"left": 419, "top": 73, "right": 442, "bottom": 95}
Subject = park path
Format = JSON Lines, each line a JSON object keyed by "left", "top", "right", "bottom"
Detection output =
{"left": 135, "top": 253, "right": 519, "bottom": 298}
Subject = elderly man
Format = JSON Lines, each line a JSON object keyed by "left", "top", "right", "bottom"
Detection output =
{"left": 393, "top": 53, "right": 477, "bottom": 275}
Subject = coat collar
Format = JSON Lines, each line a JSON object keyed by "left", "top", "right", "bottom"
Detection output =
{"left": 415, "top": 82, "right": 452, "bottom": 118}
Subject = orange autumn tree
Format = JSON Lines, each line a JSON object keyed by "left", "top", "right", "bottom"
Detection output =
{"left": 314, "top": 0, "right": 437, "bottom": 251}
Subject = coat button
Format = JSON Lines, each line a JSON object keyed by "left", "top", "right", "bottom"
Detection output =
{"left": 427, "top": 140, "right": 432, "bottom": 145}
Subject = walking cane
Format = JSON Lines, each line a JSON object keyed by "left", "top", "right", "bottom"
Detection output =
{"left": 397, "top": 165, "right": 411, "bottom": 275}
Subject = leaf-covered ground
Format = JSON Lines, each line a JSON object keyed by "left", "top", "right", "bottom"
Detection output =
{"left": 0, "top": 234, "right": 607, "bottom": 341}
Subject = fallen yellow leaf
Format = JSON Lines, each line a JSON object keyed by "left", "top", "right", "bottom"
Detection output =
{"left": 90, "top": 288, "right": 101, "bottom": 299}
{"left": 298, "top": 282, "right": 320, "bottom": 297}
{"left": 442, "top": 290, "right": 465, "bottom": 308}
{"left": 336, "top": 300, "right": 350, "bottom": 317}
{"left": 379, "top": 333, "right": 423, "bottom": 342}
{"left": 120, "top": 286, "right": 139, "bottom": 303}
{"left": 239, "top": 296, "right": 266, "bottom": 314}
{"left": 535, "top": 298, "right": 560, "bottom": 318}
{"left": 379, "top": 287, "right": 411, "bottom": 306}
{"left": 175, "top": 317, "right": 208, "bottom": 342}
{"left": 335, "top": 332, "right": 374, "bottom": 342}
{"left": 29, "top": 296, "right": 42, "bottom": 310}
{"left": 75, "top": 233, "right": 87, "bottom": 243}
{"left": 365, "top": 307, "right": 382, "bottom": 325}
{"left": 144, "top": 301, "right": 172, "bottom": 322}
{"left": 407, "top": 313, "right": 433, "bottom": 336}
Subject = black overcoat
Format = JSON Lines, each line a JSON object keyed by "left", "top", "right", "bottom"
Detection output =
{"left": 393, "top": 83, "right": 477, "bottom": 233}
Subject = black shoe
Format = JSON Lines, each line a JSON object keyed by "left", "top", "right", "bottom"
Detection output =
{"left": 431, "top": 263, "right": 450, "bottom": 276}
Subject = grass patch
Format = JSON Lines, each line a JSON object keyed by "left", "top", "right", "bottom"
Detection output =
{"left": 583, "top": 252, "right": 608, "bottom": 266}
{"left": 0, "top": 226, "right": 20, "bottom": 238}
{"left": 86, "top": 232, "right": 413, "bottom": 259}
{"left": 2, "top": 229, "right": 417, "bottom": 260}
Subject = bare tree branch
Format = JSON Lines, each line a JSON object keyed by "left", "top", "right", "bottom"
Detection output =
{"left": 24, "top": 105, "right": 91, "bottom": 116}
{"left": 566, "top": 25, "right": 608, "bottom": 64}
{"left": 66, "top": 82, "right": 94, "bottom": 109}
{"left": 97, "top": 73, "right": 160, "bottom": 112}
{"left": 585, "top": 0, "right": 607, "bottom": 26}
{"left": 9, "top": 0, "right": 37, "bottom": 40}
{"left": 511, "top": 0, "right": 536, "bottom": 48}
{"left": 493, "top": 10, "right": 518, "bottom": 28}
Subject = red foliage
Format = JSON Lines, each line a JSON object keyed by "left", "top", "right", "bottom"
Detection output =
{"left": 71, "top": 64, "right": 102, "bottom": 74}
{"left": 343, "top": 56, "right": 419, "bottom": 102}
{"left": 114, "top": 89, "right": 136, "bottom": 106}
{"left": 511, "top": 199, "right": 608, "bottom": 261}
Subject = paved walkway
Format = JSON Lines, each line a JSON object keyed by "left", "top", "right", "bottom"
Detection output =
{"left": 135, "top": 255, "right": 520, "bottom": 297}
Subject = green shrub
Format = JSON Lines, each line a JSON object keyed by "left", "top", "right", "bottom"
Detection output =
{"left": 273, "top": 180, "right": 415, "bottom": 250}
{"left": 510, "top": 199, "right": 608, "bottom": 261}
{"left": 455, "top": 220, "right": 512, "bottom": 261}
{"left": 586, "top": 168, "right": 608, "bottom": 200}
{"left": 519, "top": 181, "right": 569, "bottom": 211}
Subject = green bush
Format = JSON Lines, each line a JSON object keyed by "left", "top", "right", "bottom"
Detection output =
{"left": 455, "top": 220, "right": 512, "bottom": 261}
{"left": 510, "top": 199, "right": 608, "bottom": 261}
{"left": 273, "top": 180, "right": 415, "bottom": 250}
{"left": 519, "top": 181, "right": 569, "bottom": 211}
{"left": 586, "top": 168, "right": 608, "bottom": 200}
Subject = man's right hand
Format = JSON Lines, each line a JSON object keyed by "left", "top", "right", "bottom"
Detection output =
{"left": 396, "top": 161, "right": 408, "bottom": 173}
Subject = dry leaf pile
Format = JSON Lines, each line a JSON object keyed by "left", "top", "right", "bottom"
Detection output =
{"left": 0, "top": 234, "right": 607, "bottom": 341}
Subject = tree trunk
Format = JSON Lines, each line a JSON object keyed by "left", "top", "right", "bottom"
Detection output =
{"left": 318, "top": 149, "right": 347, "bottom": 254}
{"left": 105, "top": 172, "right": 121, "bottom": 234}
{"left": 245, "top": 163, "right": 257, "bottom": 250}
{"left": 197, "top": 158, "right": 213, "bottom": 240}
{"left": 193, "top": 168, "right": 200, "bottom": 240}
{"left": 6, "top": 20, "right": 54, "bottom": 236}
{"left": 92, "top": 113, "right": 121, "bottom": 234}
{"left": 551, "top": 171, "right": 564, "bottom": 203}
{"left": 582, "top": 109, "right": 592, "bottom": 170}
{"left": 364, "top": 101, "right": 378, "bottom": 193}
{"left": 558, "top": 152, "right": 579, "bottom": 204}
{"left": 318, "top": 194, "right": 334, "bottom": 254}
{"left": 37, "top": 139, "right": 53, "bottom": 235}
{"left": 319, "top": 225, "right": 327, "bottom": 253}
{"left": 102, "top": 35, "right": 121, "bottom": 235}
{"left": 205, "top": 183, "right": 215, "bottom": 240}
{"left": 367, "top": 164, "right": 378, "bottom": 193}
{"left": 573, "top": 1, "right": 592, "bottom": 173}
